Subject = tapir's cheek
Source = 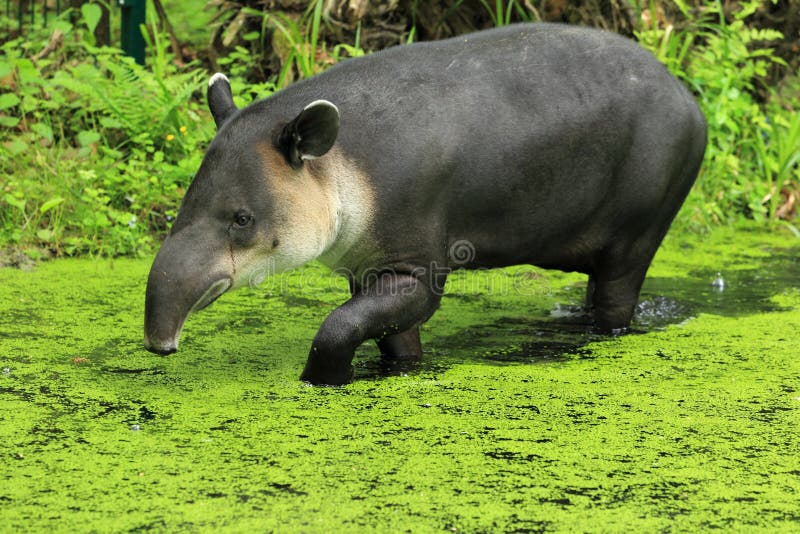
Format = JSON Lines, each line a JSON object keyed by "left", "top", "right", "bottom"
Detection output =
{"left": 228, "top": 224, "right": 263, "bottom": 248}
{"left": 230, "top": 230, "right": 327, "bottom": 288}
{"left": 229, "top": 244, "right": 273, "bottom": 289}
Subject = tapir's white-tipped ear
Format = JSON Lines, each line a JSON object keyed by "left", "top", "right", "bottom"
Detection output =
{"left": 278, "top": 100, "right": 340, "bottom": 168}
{"left": 208, "top": 72, "right": 229, "bottom": 88}
{"left": 303, "top": 99, "right": 338, "bottom": 115}
{"left": 207, "top": 72, "right": 237, "bottom": 129}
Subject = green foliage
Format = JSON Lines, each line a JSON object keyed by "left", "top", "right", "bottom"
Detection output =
{"left": 195, "top": 0, "right": 370, "bottom": 95}
{"left": 0, "top": 8, "right": 221, "bottom": 256}
{"left": 1, "top": 1, "right": 799, "bottom": 258}
{"left": 477, "top": 0, "right": 536, "bottom": 26}
{"left": 216, "top": 46, "right": 277, "bottom": 106}
{"left": 636, "top": 0, "right": 800, "bottom": 230}
{"left": 244, "top": 0, "right": 365, "bottom": 88}
{"left": 439, "top": 0, "right": 537, "bottom": 29}
{"left": 80, "top": 3, "right": 103, "bottom": 39}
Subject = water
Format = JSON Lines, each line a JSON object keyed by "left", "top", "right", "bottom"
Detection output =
{"left": 1, "top": 229, "right": 799, "bottom": 531}
{"left": 361, "top": 249, "right": 800, "bottom": 374}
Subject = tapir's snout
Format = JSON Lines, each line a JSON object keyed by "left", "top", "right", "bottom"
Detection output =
{"left": 144, "top": 226, "right": 233, "bottom": 355}
{"left": 144, "top": 338, "right": 177, "bottom": 356}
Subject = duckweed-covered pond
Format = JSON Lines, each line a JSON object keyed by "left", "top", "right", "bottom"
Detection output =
{"left": 2, "top": 225, "right": 800, "bottom": 531}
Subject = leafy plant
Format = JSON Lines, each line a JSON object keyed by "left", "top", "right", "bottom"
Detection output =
{"left": 266, "top": 0, "right": 330, "bottom": 87}
{"left": 635, "top": 0, "right": 798, "bottom": 229}
{"left": 2, "top": 0, "right": 800, "bottom": 260}
{"left": 434, "top": 0, "right": 536, "bottom": 29}
{"left": 216, "top": 46, "right": 277, "bottom": 107}
{"left": 755, "top": 100, "right": 800, "bottom": 223}
{"left": 477, "top": 0, "right": 535, "bottom": 26}
{"left": 0, "top": 6, "right": 214, "bottom": 256}
{"left": 218, "top": 0, "right": 348, "bottom": 89}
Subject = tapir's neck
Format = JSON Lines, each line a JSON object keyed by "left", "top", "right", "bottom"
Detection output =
{"left": 314, "top": 149, "right": 376, "bottom": 273}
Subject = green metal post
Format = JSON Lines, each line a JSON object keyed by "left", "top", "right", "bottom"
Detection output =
{"left": 118, "top": 0, "right": 146, "bottom": 65}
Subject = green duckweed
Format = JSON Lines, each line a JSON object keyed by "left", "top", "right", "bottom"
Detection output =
{"left": 1, "top": 224, "right": 799, "bottom": 531}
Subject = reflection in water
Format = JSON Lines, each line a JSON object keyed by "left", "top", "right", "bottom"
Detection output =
{"left": 712, "top": 272, "right": 726, "bottom": 292}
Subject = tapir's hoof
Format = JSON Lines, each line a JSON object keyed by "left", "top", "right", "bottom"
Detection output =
{"left": 300, "top": 364, "right": 355, "bottom": 386}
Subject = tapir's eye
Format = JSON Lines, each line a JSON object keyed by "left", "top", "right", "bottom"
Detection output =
{"left": 233, "top": 211, "right": 253, "bottom": 228}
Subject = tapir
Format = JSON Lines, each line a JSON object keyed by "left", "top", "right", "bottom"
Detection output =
{"left": 144, "top": 23, "right": 706, "bottom": 385}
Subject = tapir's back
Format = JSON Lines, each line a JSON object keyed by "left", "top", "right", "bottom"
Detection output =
{"left": 250, "top": 23, "right": 705, "bottom": 269}
{"left": 272, "top": 23, "right": 699, "bottom": 165}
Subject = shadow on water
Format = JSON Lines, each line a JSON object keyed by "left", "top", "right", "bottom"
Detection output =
{"left": 357, "top": 251, "right": 800, "bottom": 379}
{"left": 354, "top": 312, "right": 604, "bottom": 380}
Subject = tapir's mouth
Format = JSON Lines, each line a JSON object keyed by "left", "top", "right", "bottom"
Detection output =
{"left": 190, "top": 278, "right": 232, "bottom": 313}
{"left": 144, "top": 276, "right": 231, "bottom": 356}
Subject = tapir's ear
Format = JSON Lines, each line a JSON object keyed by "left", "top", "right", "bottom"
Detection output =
{"left": 277, "top": 100, "right": 340, "bottom": 168}
{"left": 207, "top": 73, "right": 238, "bottom": 129}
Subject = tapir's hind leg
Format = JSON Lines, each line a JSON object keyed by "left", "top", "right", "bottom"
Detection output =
{"left": 590, "top": 118, "right": 704, "bottom": 331}
{"left": 591, "top": 265, "right": 648, "bottom": 332}
{"left": 590, "top": 242, "right": 659, "bottom": 332}
{"left": 377, "top": 327, "right": 423, "bottom": 360}
{"left": 585, "top": 273, "right": 597, "bottom": 310}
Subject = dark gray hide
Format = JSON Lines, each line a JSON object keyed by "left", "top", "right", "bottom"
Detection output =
{"left": 144, "top": 23, "right": 706, "bottom": 385}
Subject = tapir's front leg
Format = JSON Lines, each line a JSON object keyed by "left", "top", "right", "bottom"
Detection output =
{"left": 300, "top": 272, "right": 443, "bottom": 385}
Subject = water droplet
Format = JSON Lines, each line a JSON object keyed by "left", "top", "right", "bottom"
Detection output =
{"left": 711, "top": 272, "right": 725, "bottom": 291}
{"left": 130, "top": 424, "right": 141, "bottom": 431}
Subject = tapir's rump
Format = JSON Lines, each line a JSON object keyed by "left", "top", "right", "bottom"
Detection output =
{"left": 144, "top": 23, "right": 706, "bottom": 385}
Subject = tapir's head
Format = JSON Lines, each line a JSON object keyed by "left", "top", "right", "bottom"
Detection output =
{"left": 143, "top": 73, "right": 340, "bottom": 355}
